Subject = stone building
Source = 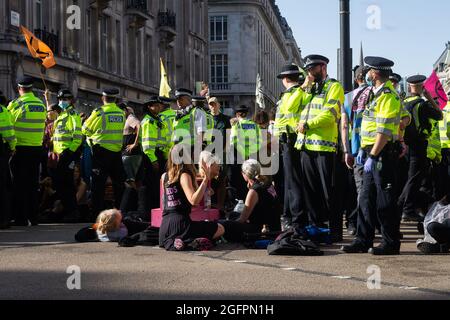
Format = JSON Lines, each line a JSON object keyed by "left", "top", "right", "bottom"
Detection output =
{"left": 434, "top": 41, "right": 450, "bottom": 94}
{"left": 208, "top": 0, "right": 302, "bottom": 115}
{"left": 0, "top": 0, "right": 209, "bottom": 113}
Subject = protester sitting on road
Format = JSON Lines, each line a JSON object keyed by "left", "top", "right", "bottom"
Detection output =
{"left": 417, "top": 201, "right": 450, "bottom": 254}
{"left": 95, "top": 209, "right": 128, "bottom": 242}
{"left": 221, "top": 159, "right": 281, "bottom": 242}
{"left": 159, "top": 146, "right": 225, "bottom": 251}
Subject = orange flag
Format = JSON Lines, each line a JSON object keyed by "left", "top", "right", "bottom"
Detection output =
{"left": 20, "top": 25, "right": 56, "bottom": 69}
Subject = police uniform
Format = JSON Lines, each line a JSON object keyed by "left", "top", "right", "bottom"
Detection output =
{"left": 439, "top": 100, "right": 450, "bottom": 200}
{"left": 82, "top": 88, "right": 126, "bottom": 216}
{"left": 159, "top": 98, "right": 177, "bottom": 157}
{"left": 294, "top": 55, "right": 344, "bottom": 239}
{"left": 141, "top": 96, "right": 170, "bottom": 210}
{"left": 398, "top": 75, "right": 443, "bottom": 222}
{"left": 229, "top": 105, "right": 262, "bottom": 200}
{"left": 8, "top": 76, "right": 47, "bottom": 225}
{"left": 192, "top": 97, "right": 215, "bottom": 146}
{"left": 0, "top": 91, "right": 15, "bottom": 228}
{"left": 343, "top": 57, "right": 403, "bottom": 255}
{"left": 274, "top": 64, "right": 306, "bottom": 230}
{"left": 52, "top": 89, "right": 83, "bottom": 220}
{"left": 172, "top": 89, "right": 207, "bottom": 158}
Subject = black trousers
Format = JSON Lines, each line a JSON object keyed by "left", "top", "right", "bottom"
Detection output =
{"left": 142, "top": 154, "right": 166, "bottom": 212}
{"left": 428, "top": 219, "right": 450, "bottom": 244}
{"left": 437, "top": 148, "right": 450, "bottom": 199}
{"left": 53, "top": 150, "right": 77, "bottom": 214}
{"left": 91, "top": 146, "right": 125, "bottom": 216}
{"left": 281, "top": 139, "right": 306, "bottom": 228}
{"left": 300, "top": 150, "right": 336, "bottom": 231}
{"left": 356, "top": 146, "right": 401, "bottom": 249}
{"left": 398, "top": 150, "right": 430, "bottom": 216}
{"left": 0, "top": 152, "right": 12, "bottom": 226}
{"left": 10, "top": 146, "right": 43, "bottom": 224}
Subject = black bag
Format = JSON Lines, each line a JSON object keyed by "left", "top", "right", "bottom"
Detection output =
{"left": 74, "top": 227, "right": 99, "bottom": 243}
{"left": 267, "top": 230, "right": 323, "bottom": 256}
{"left": 118, "top": 226, "right": 160, "bottom": 247}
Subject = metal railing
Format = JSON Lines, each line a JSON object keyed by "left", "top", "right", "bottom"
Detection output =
{"left": 211, "top": 83, "right": 230, "bottom": 91}
{"left": 126, "top": 0, "right": 148, "bottom": 13}
{"left": 158, "top": 10, "right": 176, "bottom": 29}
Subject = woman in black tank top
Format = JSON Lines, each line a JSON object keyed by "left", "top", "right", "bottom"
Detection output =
{"left": 158, "top": 149, "right": 225, "bottom": 250}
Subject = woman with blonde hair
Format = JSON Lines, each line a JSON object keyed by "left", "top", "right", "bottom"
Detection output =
{"left": 96, "top": 209, "right": 128, "bottom": 242}
{"left": 159, "top": 147, "right": 225, "bottom": 250}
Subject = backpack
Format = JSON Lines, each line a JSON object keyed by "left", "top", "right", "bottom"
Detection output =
{"left": 267, "top": 230, "right": 323, "bottom": 256}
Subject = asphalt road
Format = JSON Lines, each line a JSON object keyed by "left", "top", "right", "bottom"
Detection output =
{"left": 0, "top": 223, "right": 449, "bottom": 300}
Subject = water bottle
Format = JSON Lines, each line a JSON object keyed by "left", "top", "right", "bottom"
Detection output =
{"left": 204, "top": 187, "right": 211, "bottom": 211}
{"left": 233, "top": 200, "right": 245, "bottom": 214}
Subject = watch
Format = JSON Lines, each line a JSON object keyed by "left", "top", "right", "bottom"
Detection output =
{"left": 369, "top": 153, "right": 379, "bottom": 160}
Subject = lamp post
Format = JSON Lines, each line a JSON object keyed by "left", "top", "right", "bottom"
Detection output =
{"left": 340, "top": 0, "right": 353, "bottom": 93}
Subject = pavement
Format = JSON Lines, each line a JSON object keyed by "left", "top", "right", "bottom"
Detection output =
{"left": 0, "top": 223, "right": 449, "bottom": 300}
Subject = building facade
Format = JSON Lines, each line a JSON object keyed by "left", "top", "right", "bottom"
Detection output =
{"left": 208, "top": 0, "right": 302, "bottom": 115}
{"left": 434, "top": 41, "right": 450, "bottom": 94}
{"left": 0, "top": 0, "right": 209, "bottom": 113}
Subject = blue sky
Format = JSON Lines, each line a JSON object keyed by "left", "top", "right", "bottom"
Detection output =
{"left": 277, "top": 0, "right": 450, "bottom": 79}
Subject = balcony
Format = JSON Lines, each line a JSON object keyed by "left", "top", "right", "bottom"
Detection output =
{"left": 211, "top": 83, "right": 231, "bottom": 91}
{"left": 157, "top": 10, "right": 177, "bottom": 47}
{"left": 34, "top": 28, "right": 59, "bottom": 56}
{"left": 125, "top": 0, "right": 150, "bottom": 29}
{"left": 90, "top": 0, "right": 111, "bottom": 11}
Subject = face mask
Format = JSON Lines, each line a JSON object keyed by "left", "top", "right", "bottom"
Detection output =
{"left": 365, "top": 73, "right": 374, "bottom": 87}
{"left": 59, "top": 101, "right": 70, "bottom": 110}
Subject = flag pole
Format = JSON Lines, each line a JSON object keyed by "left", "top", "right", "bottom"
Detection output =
{"left": 34, "top": 61, "right": 48, "bottom": 91}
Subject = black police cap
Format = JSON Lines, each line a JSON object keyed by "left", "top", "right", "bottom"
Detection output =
{"left": 145, "top": 96, "right": 163, "bottom": 106}
{"left": 364, "top": 56, "right": 394, "bottom": 70}
{"left": 389, "top": 73, "right": 402, "bottom": 83}
{"left": 17, "top": 76, "right": 34, "bottom": 88}
{"left": 233, "top": 105, "right": 249, "bottom": 113}
{"left": 277, "top": 64, "right": 301, "bottom": 79}
{"left": 102, "top": 88, "right": 120, "bottom": 97}
{"left": 304, "top": 55, "right": 330, "bottom": 70}
{"left": 159, "top": 96, "right": 175, "bottom": 104}
{"left": 57, "top": 89, "right": 74, "bottom": 99}
{"left": 407, "top": 75, "right": 427, "bottom": 85}
{"left": 192, "top": 96, "right": 207, "bottom": 103}
{"left": 175, "top": 88, "right": 193, "bottom": 98}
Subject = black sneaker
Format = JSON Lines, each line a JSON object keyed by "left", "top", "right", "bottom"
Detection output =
{"left": 369, "top": 245, "right": 400, "bottom": 256}
{"left": 417, "top": 241, "right": 441, "bottom": 254}
{"left": 341, "top": 241, "right": 369, "bottom": 254}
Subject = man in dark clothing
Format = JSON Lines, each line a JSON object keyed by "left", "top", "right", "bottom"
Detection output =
{"left": 398, "top": 75, "right": 443, "bottom": 222}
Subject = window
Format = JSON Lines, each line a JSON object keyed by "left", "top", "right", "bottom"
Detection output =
{"left": 116, "top": 20, "right": 121, "bottom": 74}
{"left": 210, "top": 16, "right": 227, "bottom": 41}
{"left": 35, "top": 0, "right": 42, "bottom": 30}
{"left": 145, "top": 35, "right": 153, "bottom": 85}
{"left": 210, "top": 54, "right": 228, "bottom": 84}
{"left": 100, "top": 16, "right": 110, "bottom": 70}
{"left": 86, "top": 10, "right": 92, "bottom": 65}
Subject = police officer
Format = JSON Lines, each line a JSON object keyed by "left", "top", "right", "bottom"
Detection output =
{"left": 82, "top": 88, "right": 126, "bottom": 217}
{"left": 389, "top": 73, "right": 405, "bottom": 99}
{"left": 159, "top": 97, "right": 177, "bottom": 145}
{"left": 342, "top": 56, "right": 403, "bottom": 255}
{"left": 192, "top": 96, "right": 214, "bottom": 147}
{"left": 229, "top": 105, "right": 262, "bottom": 200}
{"left": 438, "top": 96, "right": 450, "bottom": 203}
{"left": 274, "top": 64, "right": 306, "bottom": 231}
{"left": 52, "top": 89, "right": 83, "bottom": 222}
{"left": 295, "top": 55, "right": 344, "bottom": 241}
{"left": 8, "top": 76, "right": 47, "bottom": 226}
{"left": 0, "top": 90, "right": 15, "bottom": 229}
{"left": 172, "top": 88, "right": 207, "bottom": 159}
{"left": 141, "top": 96, "right": 169, "bottom": 210}
{"left": 398, "top": 75, "right": 443, "bottom": 222}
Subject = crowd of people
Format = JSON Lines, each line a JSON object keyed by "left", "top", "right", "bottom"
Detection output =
{"left": 1, "top": 53, "right": 450, "bottom": 256}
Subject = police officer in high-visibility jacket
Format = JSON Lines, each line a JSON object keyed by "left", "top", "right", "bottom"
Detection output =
{"left": 141, "top": 96, "right": 169, "bottom": 210}
{"left": 172, "top": 88, "right": 207, "bottom": 159}
{"left": 159, "top": 97, "right": 176, "bottom": 156}
{"left": 8, "top": 76, "right": 47, "bottom": 226}
{"left": 295, "top": 55, "right": 344, "bottom": 242}
{"left": 52, "top": 89, "right": 83, "bottom": 221}
{"left": 398, "top": 75, "right": 443, "bottom": 223}
{"left": 82, "top": 88, "right": 126, "bottom": 217}
{"left": 274, "top": 64, "right": 306, "bottom": 231}
{"left": 0, "top": 90, "right": 15, "bottom": 229}
{"left": 192, "top": 97, "right": 214, "bottom": 146}
{"left": 342, "top": 56, "right": 403, "bottom": 255}
{"left": 229, "top": 105, "right": 262, "bottom": 199}
{"left": 439, "top": 99, "right": 450, "bottom": 202}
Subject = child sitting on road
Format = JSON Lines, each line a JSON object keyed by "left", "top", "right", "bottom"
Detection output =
{"left": 96, "top": 209, "right": 128, "bottom": 242}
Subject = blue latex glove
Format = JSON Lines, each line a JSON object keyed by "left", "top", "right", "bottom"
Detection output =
{"left": 356, "top": 149, "right": 366, "bottom": 166}
{"left": 364, "top": 157, "right": 375, "bottom": 173}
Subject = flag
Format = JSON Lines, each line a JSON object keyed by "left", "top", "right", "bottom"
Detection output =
{"left": 20, "top": 25, "right": 56, "bottom": 69}
{"left": 159, "top": 58, "right": 171, "bottom": 98}
{"left": 256, "top": 73, "right": 266, "bottom": 110}
{"left": 424, "top": 70, "right": 448, "bottom": 110}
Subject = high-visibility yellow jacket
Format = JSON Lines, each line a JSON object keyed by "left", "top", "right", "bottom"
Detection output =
{"left": 141, "top": 112, "right": 170, "bottom": 162}
{"left": 360, "top": 81, "right": 402, "bottom": 148}
{"left": 7, "top": 92, "right": 46, "bottom": 147}
{"left": 230, "top": 118, "right": 261, "bottom": 159}
{"left": 82, "top": 103, "right": 125, "bottom": 152}
{"left": 52, "top": 106, "right": 82, "bottom": 154}
{"left": 0, "top": 104, "right": 16, "bottom": 151}
{"left": 159, "top": 108, "right": 176, "bottom": 138}
{"left": 295, "top": 79, "right": 344, "bottom": 152}
{"left": 427, "top": 119, "right": 442, "bottom": 163}
{"left": 274, "top": 85, "right": 304, "bottom": 137}
{"left": 439, "top": 102, "right": 450, "bottom": 149}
